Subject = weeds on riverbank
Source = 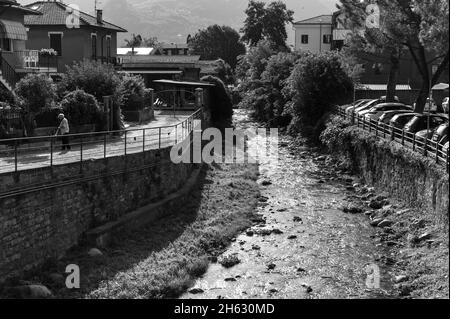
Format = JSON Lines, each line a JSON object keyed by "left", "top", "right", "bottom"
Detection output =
{"left": 43, "top": 163, "right": 260, "bottom": 299}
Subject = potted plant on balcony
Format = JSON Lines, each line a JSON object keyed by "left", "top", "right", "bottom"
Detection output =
{"left": 39, "top": 48, "right": 57, "bottom": 76}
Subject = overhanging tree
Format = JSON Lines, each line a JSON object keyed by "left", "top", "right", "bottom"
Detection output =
{"left": 339, "top": 0, "right": 404, "bottom": 102}
{"left": 341, "top": 0, "right": 449, "bottom": 112}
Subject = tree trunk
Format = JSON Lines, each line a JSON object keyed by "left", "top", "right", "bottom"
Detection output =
{"left": 386, "top": 49, "right": 400, "bottom": 102}
{"left": 414, "top": 81, "right": 429, "bottom": 113}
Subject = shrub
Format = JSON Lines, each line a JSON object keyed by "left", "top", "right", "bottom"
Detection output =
{"left": 120, "top": 74, "right": 147, "bottom": 111}
{"left": 61, "top": 90, "right": 102, "bottom": 126}
{"left": 60, "top": 60, "right": 124, "bottom": 130}
{"left": 200, "top": 75, "right": 233, "bottom": 127}
{"left": 283, "top": 51, "right": 353, "bottom": 138}
{"left": 60, "top": 60, "right": 122, "bottom": 103}
{"left": 14, "top": 74, "right": 56, "bottom": 114}
{"left": 0, "top": 85, "right": 16, "bottom": 105}
{"left": 35, "top": 106, "right": 64, "bottom": 127}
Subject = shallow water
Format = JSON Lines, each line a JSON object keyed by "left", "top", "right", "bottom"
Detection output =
{"left": 180, "top": 109, "right": 396, "bottom": 299}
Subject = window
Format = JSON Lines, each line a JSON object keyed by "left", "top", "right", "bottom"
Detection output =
{"left": 49, "top": 33, "right": 62, "bottom": 56}
{"left": 301, "top": 35, "right": 308, "bottom": 44}
{"left": 106, "top": 36, "right": 111, "bottom": 58}
{"left": 91, "top": 34, "right": 97, "bottom": 59}
{"left": 1, "top": 38, "right": 11, "bottom": 51}
{"left": 323, "top": 34, "right": 332, "bottom": 44}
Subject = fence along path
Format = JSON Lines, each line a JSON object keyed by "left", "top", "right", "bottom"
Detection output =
{"left": 337, "top": 107, "right": 449, "bottom": 172}
{"left": 0, "top": 110, "right": 202, "bottom": 174}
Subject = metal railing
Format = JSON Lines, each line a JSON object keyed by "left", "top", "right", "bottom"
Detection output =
{"left": 0, "top": 109, "right": 203, "bottom": 174}
{"left": 336, "top": 107, "right": 449, "bottom": 172}
{"left": 0, "top": 53, "right": 19, "bottom": 88}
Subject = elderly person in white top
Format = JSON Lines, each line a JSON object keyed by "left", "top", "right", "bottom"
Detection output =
{"left": 55, "top": 113, "right": 71, "bottom": 151}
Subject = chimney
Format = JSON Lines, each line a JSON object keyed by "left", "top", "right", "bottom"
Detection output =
{"left": 96, "top": 9, "right": 103, "bottom": 24}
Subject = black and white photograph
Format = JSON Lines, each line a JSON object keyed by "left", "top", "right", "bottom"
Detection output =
{"left": 0, "top": 0, "right": 448, "bottom": 310}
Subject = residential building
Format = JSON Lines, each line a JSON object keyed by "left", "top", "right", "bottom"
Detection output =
{"left": 293, "top": 11, "right": 449, "bottom": 102}
{"left": 293, "top": 14, "right": 333, "bottom": 53}
{"left": 154, "top": 43, "right": 189, "bottom": 56}
{"left": 24, "top": 1, "right": 127, "bottom": 73}
{"left": 0, "top": 0, "right": 43, "bottom": 90}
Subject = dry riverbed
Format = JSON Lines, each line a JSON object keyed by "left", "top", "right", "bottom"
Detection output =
{"left": 1, "top": 109, "right": 447, "bottom": 299}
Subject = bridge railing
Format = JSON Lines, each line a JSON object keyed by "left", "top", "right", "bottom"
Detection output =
{"left": 0, "top": 109, "right": 203, "bottom": 174}
{"left": 336, "top": 107, "right": 449, "bottom": 172}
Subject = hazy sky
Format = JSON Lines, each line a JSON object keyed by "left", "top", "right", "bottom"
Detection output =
{"left": 19, "top": 0, "right": 338, "bottom": 19}
{"left": 18, "top": 0, "right": 338, "bottom": 45}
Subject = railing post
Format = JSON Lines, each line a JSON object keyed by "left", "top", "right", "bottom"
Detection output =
{"left": 159, "top": 127, "right": 161, "bottom": 149}
{"left": 401, "top": 130, "right": 405, "bottom": 146}
{"left": 80, "top": 137, "right": 83, "bottom": 172}
{"left": 124, "top": 130, "right": 127, "bottom": 155}
{"left": 104, "top": 134, "right": 107, "bottom": 159}
{"left": 50, "top": 137, "right": 53, "bottom": 167}
{"left": 175, "top": 125, "right": 178, "bottom": 144}
{"left": 14, "top": 141, "right": 18, "bottom": 173}
{"left": 413, "top": 134, "right": 416, "bottom": 151}
{"left": 447, "top": 147, "right": 449, "bottom": 173}
{"left": 424, "top": 138, "right": 428, "bottom": 157}
{"left": 143, "top": 129, "right": 145, "bottom": 152}
{"left": 436, "top": 140, "right": 439, "bottom": 164}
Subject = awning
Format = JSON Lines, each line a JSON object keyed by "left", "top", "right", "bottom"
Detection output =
{"left": 359, "top": 84, "right": 412, "bottom": 91}
{"left": 119, "top": 70, "right": 183, "bottom": 75}
{"left": 153, "top": 79, "right": 215, "bottom": 87}
{"left": 0, "top": 19, "right": 28, "bottom": 41}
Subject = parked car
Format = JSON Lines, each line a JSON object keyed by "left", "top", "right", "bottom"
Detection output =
{"left": 353, "top": 96, "right": 400, "bottom": 115}
{"left": 378, "top": 110, "right": 415, "bottom": 125}
{"left": 442, "top": 97, "right": 449, "bottom": 114}
{"left": 362, "top": 103, "right": 412, "bottom": 121}
{"left": 443, "top": 141, "right": 449, "bottom": 154}
{"left": 389, "top": 113, "right": 418, "bottom": 131}
{"left": 404, "top": 114, "right": 449, "bottom": 135}
{"left": 414, "top": 98, "right": 438, "bottom": 113}
{"left": 345, "top": 99, "right": 372, "bottom": 114}
{"left": 432, "top": 123, "right": 449, "bottom": 145}
{"left": 415, "top": 128, "right": 439, "bottom": 144}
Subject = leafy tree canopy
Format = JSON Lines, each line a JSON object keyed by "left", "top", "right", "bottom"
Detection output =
{"left": 189, "top": 25, "right": 246, "bottom": 69}
{"left": 241, "top": 0, "right": 294, "bottom": 49}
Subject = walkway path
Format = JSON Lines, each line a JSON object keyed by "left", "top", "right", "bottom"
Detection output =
{"left": 0, "top": 111, "right": 194, "bottom": 174}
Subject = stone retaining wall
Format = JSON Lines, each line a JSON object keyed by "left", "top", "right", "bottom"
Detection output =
{"left": 0, "top": 144, "right": 196, "bottom": 281}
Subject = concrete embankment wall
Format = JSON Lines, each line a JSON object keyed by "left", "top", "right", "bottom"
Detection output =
{"left": 325, "top": 125, "right": 449, "bottom": 226}
{"left": 0, "top": 146, "right": 196, "bottom": 281}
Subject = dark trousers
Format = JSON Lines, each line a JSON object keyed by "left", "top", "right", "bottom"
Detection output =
{"left": 61, "top": 134, "right": 71, "bottom": 150}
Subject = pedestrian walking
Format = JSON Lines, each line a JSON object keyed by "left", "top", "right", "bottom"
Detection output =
{"left": 55, "top": 113, "right": 71, "bottom": 151}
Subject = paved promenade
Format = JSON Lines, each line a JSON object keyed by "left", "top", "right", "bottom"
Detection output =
{"left": 0, "top": 111, "right": 194, "bottom": 174}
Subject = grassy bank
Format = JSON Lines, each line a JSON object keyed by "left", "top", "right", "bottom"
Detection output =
{"left": 3, "top": 163, "right": 260, "bottom": 299}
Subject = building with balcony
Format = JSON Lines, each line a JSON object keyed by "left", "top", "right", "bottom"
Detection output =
{"left": 23, "top": 1, "right": 127, "bottom": 74}
{"left": 0, "top": 0, "right": 43, "bottom": 90}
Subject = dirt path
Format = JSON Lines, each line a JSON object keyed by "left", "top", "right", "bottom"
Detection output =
{"left": 181, "top": 109, "right": 398, "bottom": 299}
